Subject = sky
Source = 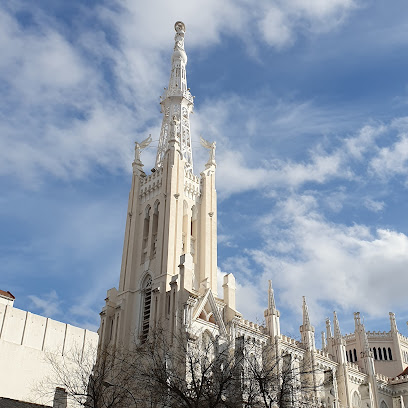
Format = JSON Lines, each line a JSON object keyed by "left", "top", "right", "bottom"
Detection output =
{"left": 1, "top": 0, "right": 408, "bottom": 343}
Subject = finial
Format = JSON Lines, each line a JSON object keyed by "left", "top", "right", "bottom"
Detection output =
{"left": 302, "top": 296, "right": 311, "bottom": 327}
{"left": 268, "top": 280, "right": 276, "bottom": 311}
{"left": 333, "top": 311, "right": 342, "bottom": 339}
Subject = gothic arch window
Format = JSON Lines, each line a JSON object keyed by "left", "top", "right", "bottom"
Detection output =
{"left": 373, "top": 348, "right": 378, "bottom": 360}
{"left": 141, "top": 206, "right": 151, "bottom": 263}
{"left": 354, "top": 349, "right": 358, "bottom": 362}
{"left": 388, "top": 348, "right": 392, "bottom": 360}
{"left": 150, "top": 201, "right": 160, "bottom": 258}
{"left": 349, "top": 350, "right": 353, "bottom": 362}
{"left": 378, "top": 348, "right": 383, "bottom": 360}
{"left": 352, "top": 391, "right": 361, "bottom": 408}
{"left": 141, "top": 275, "right": 152, "bottom": 343}
{"left": 380, "top": 401, "right": 388, "bottom": 408}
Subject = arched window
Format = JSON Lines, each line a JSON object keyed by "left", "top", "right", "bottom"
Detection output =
{"left": 380, "top": 401, "right": 388, "bottom": 408}
{"left": 141, "top": 206, "right": 151, "bottom": 263}
{"left": 352, "top": 391, "right": 361, "bottom": 408}
{"left": 349, "top": 350, "right": 353, "bottom": 362}
{"left": 388, "top": 348, "right": 392, "bottom": 360}
{"left": 383, "top": 347, "right": 388, "bottom": 360}
{"left": 141, "top": 275, "right": 152, "bottom": 343}
{"left": 150, "top": 201, "right": 159, "bottom": 258}
{"left": 373, "top": 348, "right": 378, "bottom": 360}
{"left": 353, "top": 348, "right": 357, "bottom": 362}
{"left": 378, "top": 347, "right": 383, "bottom": 360}
{"left": 383, "top": 347, "right": 387, "bottom": 360}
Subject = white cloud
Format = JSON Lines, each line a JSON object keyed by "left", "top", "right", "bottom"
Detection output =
{"left": 259, "top": 6, "right": 293, "bottom": 49}
{"left": 0, "top": 0, "right": 360, "bottom": 188}
{"left": 248, "top": 194, "right": 408, "bottom": 323}
{"left": 28, "top": 290, "right": 61, "bottom": 317}
{"left": 364, "top": 198, "right": 385, "bottom": 212}
{"left": 258, "top": 0, "right": 356, "bottom": 49}
{"left": 370, "top": 134, "right": 408, "bottom": 180}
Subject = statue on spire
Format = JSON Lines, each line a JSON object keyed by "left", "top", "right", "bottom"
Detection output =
{"left": 174, "top": 21, "right": 185, "bottom": 51}
{"left": 200, "top": 136, "right": 216, "bottom": 167}
{"left": 134, "top": 134, "right": 152, "bottom": 165}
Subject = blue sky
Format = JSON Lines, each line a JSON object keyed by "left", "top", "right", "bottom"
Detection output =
{"left": 1, "top": 0, "right": 408, "bottom": 343}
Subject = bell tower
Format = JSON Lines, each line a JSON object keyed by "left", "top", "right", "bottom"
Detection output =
{"left": 98, "top": 22, "right": 218, "bottom": 349}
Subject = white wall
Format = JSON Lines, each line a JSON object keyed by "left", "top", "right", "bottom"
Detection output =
{"left": 0, "top": 303, "right": 98, "bottom": 405}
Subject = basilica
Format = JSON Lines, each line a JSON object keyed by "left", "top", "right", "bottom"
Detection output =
{"left": 96, "top": 21, "right": 408, "bottom": 408}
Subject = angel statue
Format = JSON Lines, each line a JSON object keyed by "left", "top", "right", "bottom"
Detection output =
{"left": 200, "top": 136, "right": 216, "bottom": 166}
{"left": 134, "top": 134, "right": 152, "bottom": 163}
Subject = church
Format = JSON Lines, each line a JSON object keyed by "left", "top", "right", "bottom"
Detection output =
{"left": 96, "top": 21, "right": 408, "bottom": 408}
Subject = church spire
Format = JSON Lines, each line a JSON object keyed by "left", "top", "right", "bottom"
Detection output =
{"left": 156, "top": 21, "right": 194, "bottom": 171}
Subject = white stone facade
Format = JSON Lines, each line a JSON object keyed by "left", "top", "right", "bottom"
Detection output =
{"left": 99, "top": 21, "right": 408, "bottom": 408}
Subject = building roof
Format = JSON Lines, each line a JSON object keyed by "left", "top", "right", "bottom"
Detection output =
{"left": 0, "top": 290, "right": 15, "bottom": 300}
{"left": 395, "top": 366, "right": 408, "bottom": 378}
{"left": 0, "top": 398, "right": 50, "bottom": 408}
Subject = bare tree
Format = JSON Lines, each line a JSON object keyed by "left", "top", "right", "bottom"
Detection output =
{"left": 238, "top": 340, "right": 331, "bottom": 408}
{"left": 35, "top": 343, "right": 142, "bottom": 408}
{"left": 133, "top": 328, "right": 245, "bottom": 408}
{"left": 36, "top": 330, "right": 330, "bottom": 408}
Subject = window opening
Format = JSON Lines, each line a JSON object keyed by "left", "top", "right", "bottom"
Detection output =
{"left": 150, "top": 202, "right": 159, "bottom": 258}
{"left": 141, "top": 276, "right": 152, "bottom": 343}
{"left": 141, "top": 206, "right": 151, "bottom": 263}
